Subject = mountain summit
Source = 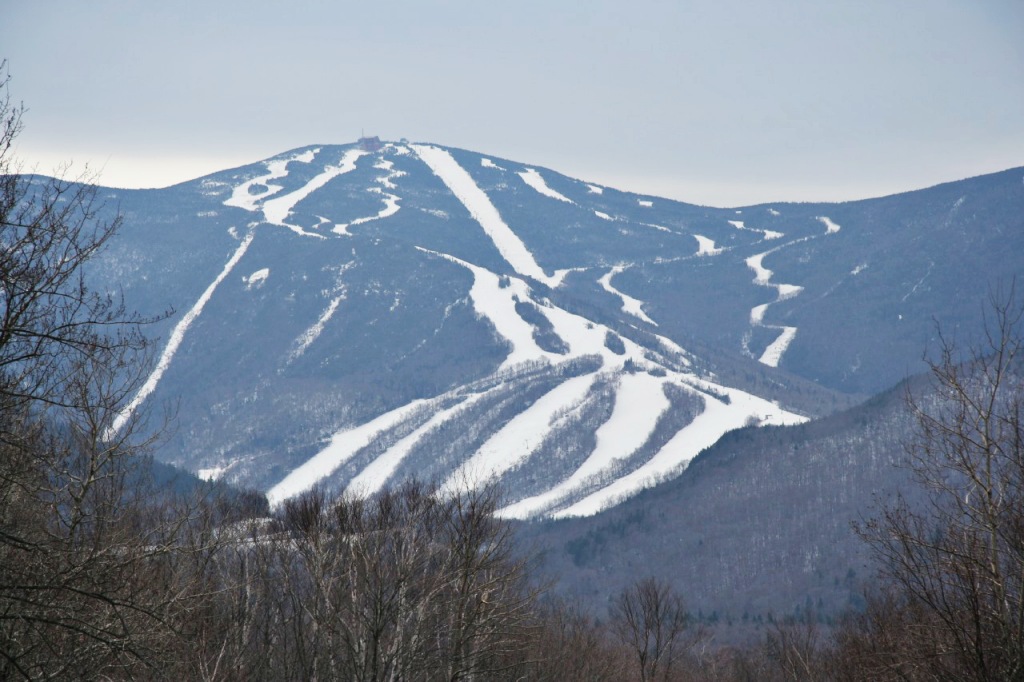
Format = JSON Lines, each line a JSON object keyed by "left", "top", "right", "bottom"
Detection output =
{"left": 85, "top": 142, "right": 1024, "bottom": 517}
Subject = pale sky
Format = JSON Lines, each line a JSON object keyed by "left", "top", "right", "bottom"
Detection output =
{"left": 2, "top": 0, "right": 1023, "bottom": 207}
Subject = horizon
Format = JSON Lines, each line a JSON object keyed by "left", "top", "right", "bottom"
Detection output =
{"left": 19, "top": 137, "right": 1023, "bottom": 209}
{"left": 3, "top": 1, "right": 1022, "bottom": 208}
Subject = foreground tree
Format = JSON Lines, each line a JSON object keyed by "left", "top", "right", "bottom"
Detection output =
{"left": 850, "top": 288, "right": 1024, "bottom": 680}
{"left": 0, "top": 61, "right": 217, "bottom": 680}
{"left": 611, "top": 576, "right": 694, "bottom": 682}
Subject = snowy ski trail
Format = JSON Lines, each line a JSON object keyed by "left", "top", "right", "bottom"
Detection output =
{"left": 441, "top": 372, "right": 599, "bottom": 495}
{"left": 223, "top": 149, "right": 316, "bottom": 212}
{"left": 108, "top": 232, "right": 256, "bottom": 437}
{"left": 410, "top": 145, "right": 561, "bottom": 287}
{"left": 598, "top": 266, "right": 657, "bottom": 325}
{"left": 518, "top": 168, "right": 575, "bottom": 204}
{"left": 552, "top": 385, "right": 805, "bottom": 518}
{"left": 346, "top": 389, "right": 495, "bottom": 497}
{"left": 266, "top": 399, "right": 430, "bottom": 507}
{"left": 497, "top": 372, "right": 670, "bottom": 519}
{"left": 263, "top": 149, "right": 367, "bottom": 237}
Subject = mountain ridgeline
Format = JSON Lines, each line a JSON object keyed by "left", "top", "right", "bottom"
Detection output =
{"left": 82, "top": 142, "right": 1022, "bottom": 534}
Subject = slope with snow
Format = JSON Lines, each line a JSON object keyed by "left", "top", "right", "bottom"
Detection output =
{"left": 110, "top": 139, "right": 875, "bottom": 522}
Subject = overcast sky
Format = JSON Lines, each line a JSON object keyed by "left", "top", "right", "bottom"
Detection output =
{"left": 2, "top": 0, "right": 1022, "bottom": 207}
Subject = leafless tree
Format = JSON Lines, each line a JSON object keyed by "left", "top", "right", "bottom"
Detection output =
{"left": 853, "top": 286, "right": 1024, "bottom": 680}
{"left": 611, "top": 576, "right": 692, "bottom": 682}
{"left": 0, "top": 61, "right": 217, "bottom": 680}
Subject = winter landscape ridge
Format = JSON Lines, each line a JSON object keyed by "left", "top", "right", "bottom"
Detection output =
{"left": 88, "top": 140, "right": 1024, "bottom": 529}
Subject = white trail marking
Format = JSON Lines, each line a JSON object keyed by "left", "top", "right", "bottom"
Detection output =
{"left": 109, "top": 232, "right": 256, "bottom": 437}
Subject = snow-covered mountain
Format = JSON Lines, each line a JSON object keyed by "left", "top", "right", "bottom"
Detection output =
{"left": 86, "top": 141, "right": 1024, "bottom": 518}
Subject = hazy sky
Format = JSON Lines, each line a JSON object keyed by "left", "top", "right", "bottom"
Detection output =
{"left": 2, "top": 0, "right": 1023, "bottom": 206}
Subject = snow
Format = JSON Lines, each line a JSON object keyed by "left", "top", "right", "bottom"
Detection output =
{"left": 851, "top": 263, "right": 868, "bottom": 275}
{"left": 108, "top": 232, "right": 256, "bottom": 437}
{"left": 290, "top": 293, "right": 345, "bottom": 360}
{"left": 586, "top": 184, "right": 604, "bottom": 194}
{"left": 197, "top": 464, "right": 230, "bottom": 481}
{"left": 244, "top": 268, "right": 269, "bottom": 288}
{"left": 347, "top": 390, "right": 494, "bottom": 497}
{"left": 768, "top": 208, "right": 781, "bottom": 216}
{"left": 553, "top": 384, "right": 806, "bottom": 518}
{"left": 693, "top": 234, "right": 723, "bottom": 256}
{"left": 745, "top": 253, "right": 772, "bottom": 285}
{"left": 497, "top": 372, "right": 670, "bottom": 519}
{"left": 745, "top": 249, "right": 804, "bottom": 367}
{"left": 441, "top": 372, "right": 598, "bottom": 494}
{"left": 266, "top": 399, "right": 429, "bottom": 507}
{"left": 759, "top": 327, "right": 797, "bottom": 367}
{"left": 262, "top": 148, "right": 367, "bottom": 237}
{"left": 223, "top": 149, "right": 317, "bottom": 212}
{"left": 517, "top": 168, "right": 575, "bottom": 204}
{"left": 730, "top": 219, "right": 782, "bottom": 240}
{"left": 598, "top": 266, "right": 657, "bottom": 325}
{"left": 480, "top": 158, "right": 506, "bottom": 170}
{"left": 638, "top": 200, "right": 653, "bottom": 207}
{"left": 594, "top": 210, "right": 613, "bottom": 221}
{"left": 421, "top": 250, "right": 552, "bottom": 369}
{"left": 817, "top": 216, "right": 841, "bottom": 234}
{"left": 411, "top": 145, "right": 561, "bottom": 287}
{"left": 334, "top": 187, "right": 401, "bottom": 235}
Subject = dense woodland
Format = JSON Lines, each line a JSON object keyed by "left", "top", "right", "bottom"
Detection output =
{"left": 3, "top": 65, "right": 1024, "bottom": 680}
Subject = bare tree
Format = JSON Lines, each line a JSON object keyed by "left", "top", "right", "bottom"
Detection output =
{"left": 0, "top": 61, "right": 212, "bottom": 680}
{"left": 853, "top": 286, "right": 1024, "bottom": 680}
{"left": 611, "top": 576, "right": 692, "bottom": 682}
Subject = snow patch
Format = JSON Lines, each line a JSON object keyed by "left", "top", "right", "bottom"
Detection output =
{"left": 638, "top": 200, "right": 653, "bottom": 207}
{"left": 518, "top": 168, "right": 575, "bottom": 204}
{"left": 693, "top": 234, "right": 723, "bottom": 256}
{"left": 481, "top": 158, "right": 506, "bottom": 170}
{"left": 817, "top": 216, "right": 841, "bottom": 234}
{"left": 244, "top": 267, "right": 269, "bottom": 289}
{"left": 587, "top": 184, "right": 604, "bottom": 194}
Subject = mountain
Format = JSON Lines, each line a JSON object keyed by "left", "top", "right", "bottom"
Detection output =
{"left": 78, "top": 141, "right": 1023, "bottom": 524}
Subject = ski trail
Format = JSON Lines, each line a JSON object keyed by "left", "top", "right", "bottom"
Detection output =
{"left": 497, "top": 372, "right": 670, "bottom": 519}
{"left": 410, "top": 144, "right": 561, "bottom": 287}
{"left": 333, "top": 157, "right": 404, "bottom": 235}
{"left": 108, "top": 232, "right": 256, "bottom": 437}
{"left": 729, "top": 219, "right": 783, "bottom": 240}
{"left": 598, "top": 265, "right": 657, "bottom": 325}
{"left": 441, "top": 372, "right": 599, "bottom": 494}
{"left": 817, "top": 216, "right": 841, "bottom": 234}
{"left": 745, "top": 249, "right": 802, "bottom": 367}
{"left": 420, "top": 249, "right": 553, "bottom": 368}
{"left": 223, "top": 149, "right": 316, "bottom": 211}
{"left": 743, "top": 215, "right": 841, "bottom": 367}
{"left": 346, "top": 389, "right": 495, "bottom": 497}
{"left": 263, "top": 148, "right": 367, "bottom": 237}
{"left": 518, "top": 168, "right": 575, "bottom": 204}
{"left": 552, "top": 385, "right": 805, "bottom": 518}
{"left": 266, "top": 399, "right": 430, "bottom": 507}
{"left": 289, "top": 292, "right": 345, "bottom": 361}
